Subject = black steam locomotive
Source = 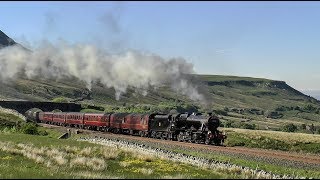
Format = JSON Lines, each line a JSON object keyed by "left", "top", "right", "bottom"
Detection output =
{"left": 149, "top": 112, "right": 225, "bottom": 145}
{"left": 26, "top": 109, "right": 226, "bottom": 146}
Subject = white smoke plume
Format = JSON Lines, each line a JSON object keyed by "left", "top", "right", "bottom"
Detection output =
{"left": 0, "top": 41, "right": 207, "bottom": 103}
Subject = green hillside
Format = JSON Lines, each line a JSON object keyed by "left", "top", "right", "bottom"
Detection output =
{"left": 1, "top": 74, "right": 320, "bottom": 131}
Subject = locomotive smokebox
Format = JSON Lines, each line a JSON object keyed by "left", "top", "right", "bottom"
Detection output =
{"left": 25, "top": 108, "right": 43, "bottom": 123}
{"left": 207, "top": 115, "right": 220, "bottom": 132}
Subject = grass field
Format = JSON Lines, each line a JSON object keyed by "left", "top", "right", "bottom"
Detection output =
{"left": 0, "top": 132, "right": 234, "bottom": 179}
{"left": 0, "top": 107, "right": 319, "bottom": 179}
{"left": 222, "top": 127, "right": 320, "bottom": 154}
{"left": 76, "top": 132, "right": 320, "bottom": 179}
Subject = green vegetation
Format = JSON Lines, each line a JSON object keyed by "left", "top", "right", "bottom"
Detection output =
{"left": 1, "top": 74, "right": 320, "bottom": 132}
{"left": 0, "top": 110, "right": 47, "bottom": 136}
{"left": 0, "top": 132, "right": 229, "bottom": 179}
{"left": 79, "top": 133, "right": 320, "bottom": 179}
{"left": 52, "top": 97, "right": 69, "bottom": 103}
{"left": 282, "top": 123, "right": 298, "bottom": 132}
{"left": 222, "top": 128, "right": 320, "bottom": 154}
{"left": 1, "top": 107, "right": 319, "bottom": 178}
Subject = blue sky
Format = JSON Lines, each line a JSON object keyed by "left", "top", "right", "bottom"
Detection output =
{"left": 0, "top": 1, "right": 320, "bottom": 91}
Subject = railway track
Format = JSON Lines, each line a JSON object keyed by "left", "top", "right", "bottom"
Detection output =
{"left": 40, "top": 123, "right": 320, "bottom": 166}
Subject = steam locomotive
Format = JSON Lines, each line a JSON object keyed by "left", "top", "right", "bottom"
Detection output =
{"left": 26, "top": 110, "right": 226, "bottom": 146}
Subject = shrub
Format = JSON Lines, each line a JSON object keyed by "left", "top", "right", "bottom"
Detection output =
{"left": 240, "top": 123, "right": 256, "bottom": 130}
{"left": 282, "top": 123, "right": 297, "bottom": 132}
{"left": 224, "top": 120, "right": 233, "bottom": 128}
{"left": 266, "top": 111, "right": 283, "bottom": 119}
{"left": 38, "top": 129, "right": 49, "bottom": 136}
{"left": 299, "top": 124, "right": 306, "bottom": 130}
{"left": 223, "top": 107, "right": 229, "bottom": 112}
{"left": 303, "top": 104, "right": 317, "bottom": 112}
{"left": 20, "top": 123, "right": 39, "bottom": 135}
{"left": 213, "top": 109, "right": 228, "bottom": 116}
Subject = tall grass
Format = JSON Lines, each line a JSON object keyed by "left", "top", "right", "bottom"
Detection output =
{"left": 223, "top": 128, "right": 320, "bottom": 144}
{"left": 223, "top": 127, "right": 320, "bottom": 153}
{"left": 0, "top": 135, "right": 223, "bottom": 179}
{"left": 79, "top": 137, "right": 303, "bottom": 179}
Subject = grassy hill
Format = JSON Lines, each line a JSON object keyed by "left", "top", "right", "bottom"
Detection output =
{"left": 1, "top": 74, "right": 320, "bottom": 131}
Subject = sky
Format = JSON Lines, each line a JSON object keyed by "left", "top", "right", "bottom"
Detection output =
{"left": 0, "top": 1, "right": 320, "bottom": 92}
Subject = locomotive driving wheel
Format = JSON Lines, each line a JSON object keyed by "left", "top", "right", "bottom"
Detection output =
{"left": 205, "top": 138, "right": 211, "bottom": 145}
{"left": 177, "top": 132, "right": 184, "bottom": 142}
